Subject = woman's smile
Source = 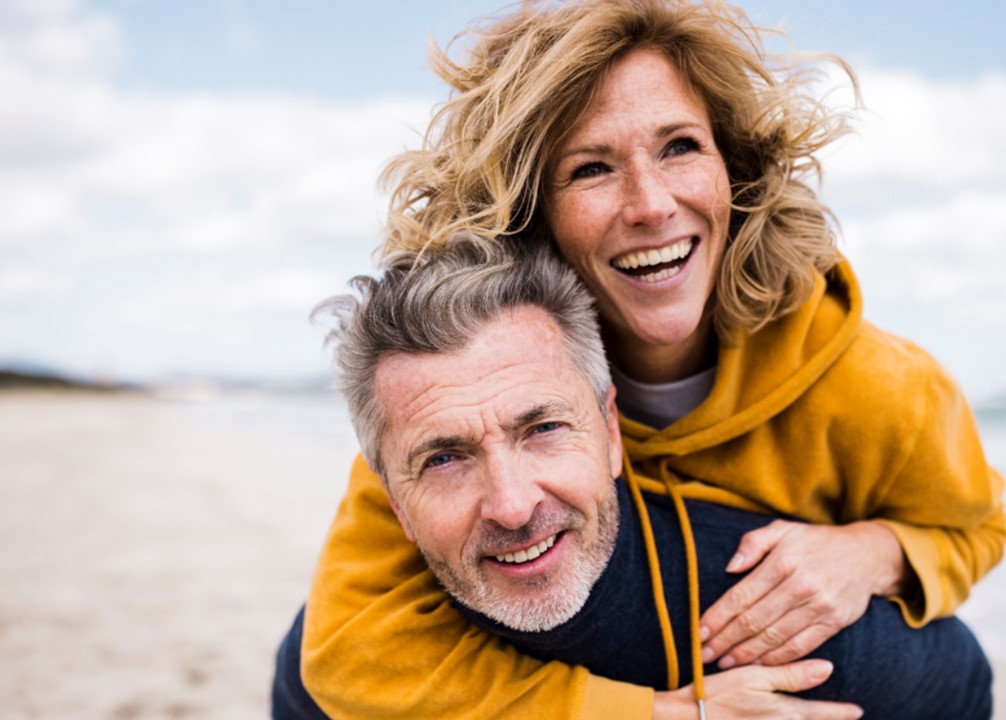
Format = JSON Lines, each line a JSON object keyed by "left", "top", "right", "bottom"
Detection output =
{"left": 611, "top": 236, "right": 697, "bottom": 282}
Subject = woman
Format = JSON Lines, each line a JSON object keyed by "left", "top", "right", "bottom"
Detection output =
{"left": 291, "top": 0, "right": 1005, "bottom": 717}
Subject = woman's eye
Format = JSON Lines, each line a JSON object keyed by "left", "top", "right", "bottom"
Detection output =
{"left": 665, "top": 137, "right": 699, "bottom": 157}
{"left": 570, "top": 161, "right": 609, "bottom": 180}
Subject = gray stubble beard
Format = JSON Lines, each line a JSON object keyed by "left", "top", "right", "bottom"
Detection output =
{"left": 421, "top": 482, "right": 620, "bottom": 633}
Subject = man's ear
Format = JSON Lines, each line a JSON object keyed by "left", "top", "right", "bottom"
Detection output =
{"left": 604, "top": 385, "right": 622, "bottom": 479}
{"left": 382, "top": 480, "right": 417, "bottom": 543}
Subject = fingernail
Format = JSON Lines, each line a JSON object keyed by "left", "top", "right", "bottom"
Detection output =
{"left": 726, "top": 553, "right": 744, "bottom": 572}
{"left": 810, "top": 660, "right": 833, "bottom": 681}
{"left": 852, "top": 706, "right": 864, "bottom": 719}
{"left": 699, "top": 625, "right": 710, "bottom": 642}
{"left": 718, "top": 655, "right": 735, "bottom": 670}
{"left": 701, "top": 646, "right": 714, "bottom": 663}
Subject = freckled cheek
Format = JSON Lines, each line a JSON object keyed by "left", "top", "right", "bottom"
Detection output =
{"left": 549, "top": 204, "right": 608, "bottom": 275}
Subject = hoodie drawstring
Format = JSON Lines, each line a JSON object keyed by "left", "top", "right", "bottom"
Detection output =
{"left": 623, "top": 448, "right": 706, "bottom": 714}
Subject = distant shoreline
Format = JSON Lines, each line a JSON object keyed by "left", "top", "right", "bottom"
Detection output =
{"left": 0, "top": 370, "right": 138, "bottom": 393}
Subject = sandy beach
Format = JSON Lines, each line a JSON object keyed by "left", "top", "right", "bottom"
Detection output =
{"left": 1, "top": 390, "right": 1002, "bottom": 718}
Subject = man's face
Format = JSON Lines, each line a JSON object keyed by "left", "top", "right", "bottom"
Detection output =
{"left": 375, "top": 305, "right": 622, "bottom": 632}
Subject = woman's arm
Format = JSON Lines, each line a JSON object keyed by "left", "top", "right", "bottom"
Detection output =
{"left": 698, "top": 343, "right": 1005, "bottom": 668}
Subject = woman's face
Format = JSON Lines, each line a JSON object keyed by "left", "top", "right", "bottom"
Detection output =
{"left": 544, "top": 48, "right": 731, "bottom": 381}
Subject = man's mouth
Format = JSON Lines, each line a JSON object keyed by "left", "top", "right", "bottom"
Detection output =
{"left": 494, "top": 533, "right": 558, "bottom": 565}
{"left": 612, "top": 237, "right": 695, "bottom": 282}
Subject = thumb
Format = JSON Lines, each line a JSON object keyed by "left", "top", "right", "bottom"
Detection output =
{"left": 763, "top": 659, "right": 834, "bottom": 693}
{"left": 726, "top": 519, "right": 792, "bottom": 573}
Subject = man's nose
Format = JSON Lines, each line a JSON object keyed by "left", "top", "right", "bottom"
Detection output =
{"left": 479, "top": 455, "right": 545, "bottom": 530}
{"left": 621, "top": 162, "right": 678, "bottom": 228}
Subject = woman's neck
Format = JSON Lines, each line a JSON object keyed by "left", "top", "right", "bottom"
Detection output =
{"left": 604, "top": 322, "right": 717, "bottom": 384}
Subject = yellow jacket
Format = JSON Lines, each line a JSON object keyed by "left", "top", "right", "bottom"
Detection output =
{"left": 303, "top": 261, "right": 1005, "bottom": 719}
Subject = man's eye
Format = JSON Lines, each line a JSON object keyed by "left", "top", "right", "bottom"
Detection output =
{"left": 530, "top": 421, "right": 563, "bottom": 435}
{"left": 570, "top": 161, "right": 609, "bottom": 180}
{"left": 425, "top": 453, "right": 455, "bottom": 469}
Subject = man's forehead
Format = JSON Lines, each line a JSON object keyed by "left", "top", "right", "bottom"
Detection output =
{"left": 373, "top": 308, "right": 592, "bottom": 451}
{"left": 375, "top": 307, "right": 572, "bottom": 398}
{"left": 377, "top": 346, "right": 581, "bottom": 429}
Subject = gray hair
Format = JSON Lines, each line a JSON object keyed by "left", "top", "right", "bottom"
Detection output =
{"left": 313, "top": 234, "right": 611, "bottom": 477}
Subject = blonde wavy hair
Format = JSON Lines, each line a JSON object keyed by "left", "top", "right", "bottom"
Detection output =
{"left": 382, "top": 0, "right": 857, "bottom": 337}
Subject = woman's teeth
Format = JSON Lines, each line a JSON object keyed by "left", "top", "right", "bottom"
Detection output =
{"left": 637, "top": 265, "right": 681, "bottom": 282}
{"left": 496, "top": 534, "right": 557, "bottom": 564}
{"left": 613, "top": 238, "right": 694, "bottom": 270}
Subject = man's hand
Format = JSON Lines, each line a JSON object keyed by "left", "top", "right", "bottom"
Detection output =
{"left": 653, "top": 659, "right": 863, "bottom": 719}
{"left": 698, "top": 520, "right": 907, "bottom": 668}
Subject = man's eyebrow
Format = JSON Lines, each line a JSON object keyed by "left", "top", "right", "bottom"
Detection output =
{"left": 504, "top": 400, "right": 574, "bottom": 432}
{"left": 405, "top": 434, "right": 471, "bottom": 473}
{"left": 402, "top": 401, "right": 575, "bottom": 472}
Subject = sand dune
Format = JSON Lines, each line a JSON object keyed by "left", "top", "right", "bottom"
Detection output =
{"left": 1, "top": 391, "right": 1001, "bottom": 718}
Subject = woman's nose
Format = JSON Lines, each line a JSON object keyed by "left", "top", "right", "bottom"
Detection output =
{"left": 621, "top": 162, "right": 678, "bottom": 227}
{"left": 479, "top": 456, "right": 545, "bottom": 530}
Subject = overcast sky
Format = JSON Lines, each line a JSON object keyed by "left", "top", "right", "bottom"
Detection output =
{"left": 1, "top": 0, "right": 1004, "bottom": 402}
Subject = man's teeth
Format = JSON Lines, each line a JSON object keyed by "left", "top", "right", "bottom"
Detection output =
{"left": 496, "top": 535, "right": 556, "bottom": 564}
{"left": 613, "top": 238, "right": 693, "bottom": 270}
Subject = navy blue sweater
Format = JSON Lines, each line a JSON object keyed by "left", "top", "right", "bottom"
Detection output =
{"left": 457, "top": 479, "right": 993, "bottom": 719}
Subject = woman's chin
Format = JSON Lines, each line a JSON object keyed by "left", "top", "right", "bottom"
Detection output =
{"left": 605, "top": 313, "right": 714, "bottom": 381}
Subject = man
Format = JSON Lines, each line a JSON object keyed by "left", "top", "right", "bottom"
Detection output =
{"left": 274, "top": 235, "right": 992, "bottom": 719}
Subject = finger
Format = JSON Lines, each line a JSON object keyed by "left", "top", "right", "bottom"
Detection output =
{"left": 719, "top": 617, "right": 831, "bottom": 668}
{"left": 701, "top": 561, "right": 784, "bottom": 635}
{"left": 700, "top": 562, "right": 796, "bottom": 659}
{"left": 714, "top": 596, "right": 828, "bottom": 667}
{"left": 756, "top": 659, "right": 865, "bottom": 715}
{"left": 761, "top": 658, "right": 834, "bottom": 693}
{"left": 757, "top": 624, "right": 839, "bottom": 666}
{"left": 779, "top": 697, "right": 865, "bottom": 720}
{"left": 724, "top": 519, "right": 794, "bottom": 574}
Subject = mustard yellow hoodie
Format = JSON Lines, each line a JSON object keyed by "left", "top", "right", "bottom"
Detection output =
{"left": 303, "top": 261, "right": 1005, "bottom": 719}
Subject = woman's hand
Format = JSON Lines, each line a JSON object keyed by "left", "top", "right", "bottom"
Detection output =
{"left": 698, "top": 520, "right": 909, "bottom": 668}
{"left": 653, "top": 659, "right": 863, "bottom": 719}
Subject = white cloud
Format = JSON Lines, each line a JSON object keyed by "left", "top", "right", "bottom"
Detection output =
{"left": 0, "top": 0, "right": 81, "bottom": 23}
{"left": 0, "top": 2, "right": 434, "bottom": 380}
{"left": 814, "top": 65, "right": 1006, "bottom": 398}
{"left": 0, "top": 0, "right": 120, "bottom": 79}
{"left": 825, "top": 67, "right": 1006, "bottom": 332}
{"left": 0, "top": 263, "right": 73, "bottom": 302}
{"left": 842, "top": 188, "right": 1006, "bottom": 310}
{"left": 825, "top": 66, "right": 1006, "bottom": 196}
{"left": 0, "top": 3, "right": 1002, "bottom": 392}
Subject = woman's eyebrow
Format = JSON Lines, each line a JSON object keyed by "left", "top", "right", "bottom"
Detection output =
{"left": 556, "top": 122, "right": 706, "bottom": 160}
